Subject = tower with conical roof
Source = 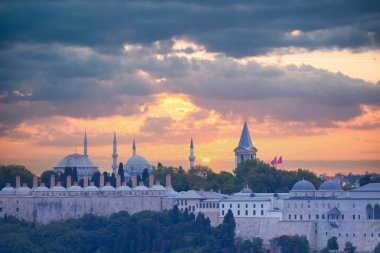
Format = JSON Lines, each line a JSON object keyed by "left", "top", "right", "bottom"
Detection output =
{"left": 112, "top": 131, "right": 118, "bottom": 175}
{"left": 84, "top": 131, "right": 88, "bottom": 158}
{"left": 189, "top": 138, "right": 195, "bottom": 168}
{"left": 234, "top": 121, "right": 257, "bottom": 167}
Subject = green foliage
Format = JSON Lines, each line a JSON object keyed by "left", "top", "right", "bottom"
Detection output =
{"left": 40, "top": 170, "right": 58, "bottom": 188}
{"left": 276, "top": 235, "right": 310, "bottom": 253}
{"left": 118, "top": 162, "right": 124, "bottom": 182}
{"left": 344, "top": 241, "right": 356, "bottom": 253}
{"left": 359, "top": 173, "right": 380, "bottom": 186}
{"left": 0, "top": 209, "right": 262, "bottom": 253}
{"left": 0, "top": 165, "right": 35, "bottom": 188}
{"left": 327, "top": 236, "right": 339, "bottom": 250}
{"left": 375, "top": 242, "right": 380, "bottom": 253}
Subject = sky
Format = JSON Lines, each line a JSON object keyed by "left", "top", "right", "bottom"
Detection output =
{"left": 0, "top": 0, "right": 380, "bottom": 176}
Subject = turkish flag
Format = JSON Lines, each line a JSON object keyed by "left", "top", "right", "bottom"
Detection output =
{"left": 271, "top": 157, "right": 277, "bottom": 166}
{"left": 277, "top": 156, "right": 283, "bottom": 164}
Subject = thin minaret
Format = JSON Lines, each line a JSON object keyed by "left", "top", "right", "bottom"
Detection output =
{"left": 112, "top": 131, "right": 118, "bottom": 175}
{"left": 189, "top": 137, "right": 195, "bottom": 168}
{"left": 132, "top": 139, "right": 136, "bottom": 156}
{"left": 84, "top": 131, "right": 88, "bottom": 157}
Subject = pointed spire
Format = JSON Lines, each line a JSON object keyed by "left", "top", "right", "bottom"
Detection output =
{"left": 113, "top": 131, "right": 116, "bottom": 144}
{"left": 238, "top": 121, "right": 253, "bottom": 149}
{"left": 189, "top": 137, "right": 195, "bottom": 168}
{"left": 132, "top": 139, "right": 136, "bottom": 156}
{"left": 83, "top": 131, "right": 88, "bottom": 157}
{"left": 112, "top": 131, "right": 118, "bottom": 175}
{"left": 190, "top": 137, "right": 194, "bottom": 149}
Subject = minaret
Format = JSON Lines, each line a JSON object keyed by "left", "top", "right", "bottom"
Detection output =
{"left": 112, "top": 131, "right": 118, "bottom": 175}
{"left": 132, "top": 139, "right": 136, "bottom": 156}
{"left": 189, "top": 137, "right": 195, "bottom": 168}
{"left": 83, "top": 131, "right": 88, "bottom": 157}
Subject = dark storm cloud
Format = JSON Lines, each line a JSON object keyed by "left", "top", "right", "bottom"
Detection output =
{"left": 0, "top": 0, "right": 379, "bottom": 56}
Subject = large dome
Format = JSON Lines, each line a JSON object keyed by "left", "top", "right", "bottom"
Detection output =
{"left": 292, "top": 180, "right": 316, "bottom": 191}
{"left": 126, "top": 155, "right": 149, "bottom": 166}
{"left": 57, "top": 153, "right": 95, "bottom": 168}
{"left": 319, "top": 180, "right": 342, "bottom": 191}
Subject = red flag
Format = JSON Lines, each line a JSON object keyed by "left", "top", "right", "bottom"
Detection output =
{"left": 271, "top": 157, "right": 277, "bottom": 166}
{"left": 277, "top": 156, "right": 283, "bottom": 164}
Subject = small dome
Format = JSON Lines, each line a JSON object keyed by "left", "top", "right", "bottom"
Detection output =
{"left": 150, "top": 185, "right": 166, "bottom": 191}
{"left": 116, "top": 185, "right": 131, "bottom": 192}
{"left": 16, "top": 185, "right": 31, "bottom": 195}
{"left": 242, "top": 187, "right": 253, "bottom": 194}
{"left": 56, "top": 153, "right": 95, "bottom": 168}
{"left": 100, "top": 185, "right": 115, "bottom": 192}
{"left": 134, "top": 185, "right": 148, "bottom": 191}
{"left": 67, "top": 185, "right": 83, "bottom": 192}
{"left": 319, "top": 180, "right": 342, "bottom": 191}
{"left": 126, "top": 155, "right": 149, "bottom": 166}
{"left": 0, "top": 184, "right": 15, "bottom": 194}
{"left": 51, "top": 185, "right": 66, "bottom": 192}
{"left": 292, "top": 180, "right": 316, "bottom": 191}
{"left": 84, "top": 185, "right": 99, "bottom": 192}
{"left": 34, "top": 184, "right": 49, "bottom": 192}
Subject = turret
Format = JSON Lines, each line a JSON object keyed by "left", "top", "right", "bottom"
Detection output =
{"left": 189, "top": 137, "right": 195, "bottom": 168}
{"left": 234, "top": 121, "right": 257, "bottom": 168}
{"left": 112, "top": 131, "right": 118, "bottom": 175}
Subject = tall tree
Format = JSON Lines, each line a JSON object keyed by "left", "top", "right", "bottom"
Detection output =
{"left": 117, "top": 162, "right": 124, "bottom": 183}
{"left": 40, "top": 170, "right": 58, "bottom": 188}
{"left": 0, "top": 165, "right": 35, "bottom": 188}
{"left": 328, "top": 236, "right": 339, "bottom": 252}
{"left": 344, "top": 241, "right": 356, "bottom": 253}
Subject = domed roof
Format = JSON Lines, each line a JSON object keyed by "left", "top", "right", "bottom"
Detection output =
{"left": 319, "top": 180, "right": 342, "bottom": 191}
{"left": 150, "top": 184, "right": 166, "bottom": 191}
{"left": 84, "top": 185, "right": 99, "bottom": 192}
{"left": 56, "top": 153, "right": 95, "bottom": 168}
{"left": 100, "top": 185, "right": 115, "bottom": 192}
{"left": 34, "top": 184, "right": 50, "bottom": 192}
{"left": 292, "top": 180, "right": 316, "bottom": 191}
{"left": 51, "top": 185, "right": 66, "bottom": 192}
{"left": 126, "top": 155, "right": 149, "bottom": 166}
{"left": 242, "top": 187, "right": 253, "bottom": 194}
{"left": 134, "top": 185, "right": 148, "bottom": 191}
{"left": 116, "top": 185, "right": 131, "bottom": 192}
{"left": 16, "top": 185, "right": 31, "bottom": 194}
{"left": 0, "top": 184, "right": 15, "bottom": 194}
{"left": 67, "top": 184, "right": 83, "bottom": 192}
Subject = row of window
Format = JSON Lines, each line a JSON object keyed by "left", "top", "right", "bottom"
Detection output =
{"left": 288, "top": 214, "right": 361, "bottom": 220}
{"left": 222, "top": 203, "right": 264, "bottom": 209}
{"left": 222, "top": 209, "right": 264, "bottom": 216}
{"left": 288, "top": 202, "right": 340, "bottom": 209}
{"left": 322, "top": 232, "right": 379, "bottom": 238}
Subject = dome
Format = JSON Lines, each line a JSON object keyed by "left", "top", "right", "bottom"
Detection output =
{"left": 100, "top": 185, "right": 115, "bottom": 192}
{"left": 16, "top": 185, "right": 31, "bottom": 195}
{"left": 0, "top": 184, "right": 15, "bottom": 194}
{"left": 56, "top": 153, "right": 95, "bottom": 168}
{"left": 34, "top": 185, "right": 49, "bottom": 192}
{"left": 242, "top": 187, "right": 253, "bottom": 194}
{"left": 51, "top": 185, "right": 66, "bottom": 192}
{"left": 292, "top": 180, "right": 316, "bottom": 191}
{"left": 67, "top": 185, "right": 83, "bottom": 192}
{"left": 134, "top": 185, "right": 148, "bottom": 191}
{"left": 150, "top": 185, "right": 166, "bottom": 191}
{"left": 319, "top": 180, "right": 342, "bottom": 191}
{"left": 167, "top": 190, "right": 179, "bottom": 197}
{"left": 116, "top": 185, "right": 131, "bottom": 192}
{"left": 84, "top": 185, "right": 99, "bottom": 192}
{"left": 126, "top": 155, "right": 149, "bottom": 166}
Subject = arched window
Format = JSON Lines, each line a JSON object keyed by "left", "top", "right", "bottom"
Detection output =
{"left": 240, "top": 155, "right": 244, "bottom": 162}
{"left": 375, "top": 204, "right": 380, "bottom": 219}
{"left": 366, "top": 204, "right": 373, "bottom": 219}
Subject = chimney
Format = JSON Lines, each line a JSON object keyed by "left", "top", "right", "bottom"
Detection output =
{"left": 100, "top": 174, "right": 104, "bottom": 187}
{"left": 33, "top": 176, "right": 38, "bottom": 188}
{"left": 155, "top": 180, "right": 160, "bottom": 185}
{"left": 66, "top": 176, "right": 72, "bottom": 188}
{"left": 116, "top": 175, "right": 121, "bottom": 187}
{"left": 50, "top": 175, "right": 55, "bottom": 188}
{"left": 132, "top": 176, "right": 137, "bottom": 188}
{"left": 149, "top": 175, "right": 154, "bottom": 187}
{"left": 83, "top": 176, "right": 89, "bottom": 188}
{"left": 16, "top": 175, "right": 21, "bottom": 188}
{"left": 166, "top": 174, "right": 172, "bottom": 187}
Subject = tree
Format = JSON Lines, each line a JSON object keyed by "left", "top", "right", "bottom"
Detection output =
{"left": 142, "top": 168, "right": 149, "bottom": 185}
{"left": 91, "top": 171, "right": 100, "bottom": 187}
{"left": 277, "top": 235, "right": 309, "bottom": 253}
{"left": 117, "top": 162, "right": 124, "bottom": 183}
{"left": 110, "top": 173, "right": 116, "bottom": 187}
{"left": 0, "top": 165, "right": 35, "bottom": 188}
{"left": 344, "top": 241, "right": 356, "bottom": 253}
{"left": 327, "top": 236, "right": 339, "bottom": 252}
{"left": 375, "top": 242, "right": 380, "bottom": 253}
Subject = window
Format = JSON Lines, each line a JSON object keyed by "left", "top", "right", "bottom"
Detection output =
{"left": 289, "top": 214, "right": 291, "bottom": 220}
{"left": 230, "top": 204, "right": 232, "bottom": 208}
{"left": 217, "top": 203, "right": 219, "bottom": 208}
{"left": 0, "top": 208, "right": 2, "bottom": 212}
{"left": 371, "top": 233, "right": 374, "bottom": 237}
{"left": 181, "top": 200, "right": 183, "bottom": 205}
{"left": 254, "top": 204, "right": 256, "bottom": 208}
{"left": 353, "top": 233, "right": 355, "bottom": 237}
{"left": 196, "top": 203, "right": 198, "bottom": 208}
{"left": 16, "top": 208, "right": 19, "bottom": 212}
{"left": 237, "top": 210, "right": 240, "bottom": 216}
{"left": 261, "top": 210, "right": 264, "bottom": 215}
{"left": 294, "top": 214, "right": 297, "bottom": 219}
{"left": 222, "top": 210, "right": 225, "bottom": 215}
{"left": 238, "top": 204, "right": 240, "bottom": 208}
{"left": 246, "top": 204, "right": 248, "bottom": 208}
{"left": 185, "top": 200, "right": 187, "bottom": 205}
{"left": 322, "top": 214, "right": 325, "bottom": 219}
{"left": 300, "top": 215, "right": 303, "bottom": 220}
{"left": 364, "top": 233, "right": 367, "bottom": 237}
{"left": 353, "top": 214, "right": 355, "bottom": 220}
{"left": 346, "top": 233, "right": 348, "bottom": 237}
{"left": 339, "top": 233, "right": 341, "bottom": 237}
{"left": 245, "top": 210, "right": 248, "bottom": 215}
{"left": 308, "top": 214, "right": 311, "bottom": 219}
{"left": 341, "top": 214, "right": 344, "bottom": 219}
{"left": 254, "top": 210, "right": 256, "bottom": 215}
{"left": 261, "top": 204, "right": 264, "bottom": 208}
{"left": 308, "top": 205, "right": 310, "bottom": 208}
{"left": 326, "top": 232, "right": 328, "bottom": 236}
{"left": 213, "top": 203, "right": 215, "bottom": 208}
{"left": 316, "top": 214, "right": 319, "bottom": 219}
{"left": 358, "top": 215, "right": 360, "bottom": 220}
